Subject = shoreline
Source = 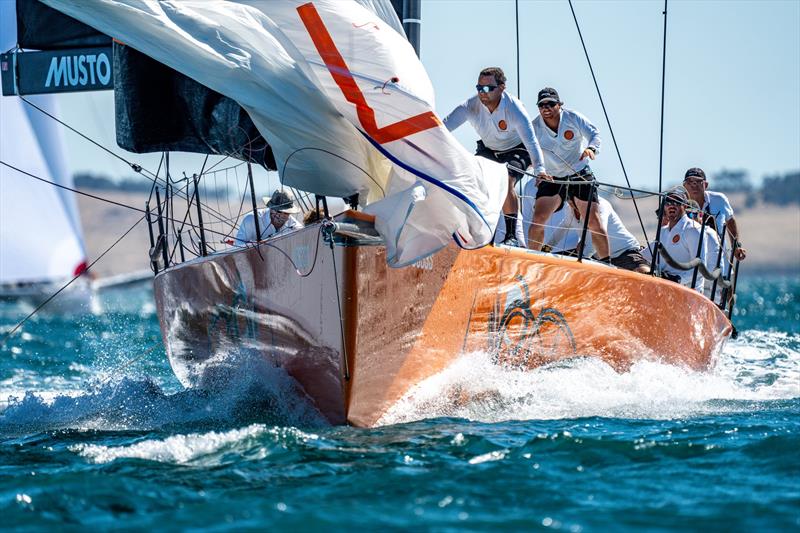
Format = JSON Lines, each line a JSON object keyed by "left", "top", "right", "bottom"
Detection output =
{"left": 77, "top": 188, "right": 800, "bottom": 279}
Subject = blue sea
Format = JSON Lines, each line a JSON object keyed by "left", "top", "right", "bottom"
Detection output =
{"left": 1, "top": 276, "right": 798, "bottom": 530}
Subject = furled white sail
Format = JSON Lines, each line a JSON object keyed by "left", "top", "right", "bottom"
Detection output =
{"left": 0, "top": 3, "right": 87, "bottom": 285}
{"left": 43, "top": 0, "right": 508, "bottom": 266}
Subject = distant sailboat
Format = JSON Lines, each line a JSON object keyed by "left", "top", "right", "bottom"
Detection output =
{"left": 0, "top": 4, "right": 90, "bottom": 306}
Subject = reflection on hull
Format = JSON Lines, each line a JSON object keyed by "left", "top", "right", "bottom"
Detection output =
{"left": 154, "top": 212, "right": 731, "bottom": 427}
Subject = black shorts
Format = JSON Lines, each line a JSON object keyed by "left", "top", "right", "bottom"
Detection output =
{"left": 535, "top": 168, "right": 599, "bottom": 203}
{"left": 475, "top": 141, "right": 531, "bottom": 182}
{"left": 610, "top": 247, "right": 649, "bottom": 271}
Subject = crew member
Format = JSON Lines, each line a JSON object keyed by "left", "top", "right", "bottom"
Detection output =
{"left": 528, "top": 87, "right": 610, "bottom": 260}
{"left": 444, "top": 67, "right": 547, "bottom": 246}
{"left": 235, "top": 189, "right": 303, "bottom": 245}
{"left": 565, "top": 196, "right": 650, "bottom": 273}
{"left": 683, "top": 167, "right": 747, "bottom": 260}
{"left": 643, "top": 188, "right": 708, "bottom": 292}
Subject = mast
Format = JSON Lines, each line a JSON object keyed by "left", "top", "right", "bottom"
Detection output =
{"left": 401, "top": 0, "right": 421, "bottom": 57}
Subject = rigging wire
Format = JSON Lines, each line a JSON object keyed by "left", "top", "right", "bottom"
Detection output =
{"left": 508, "top": 165, "right": 672, "bottom": 198}
{"left": 657, "top": 0, "right": 668, "bottom": 194}
{"left": 650, "top": 0, "right": 670, "bottom": 273}
{"left": 19, "top": 95, "right": 238, "bottom": 229}
{"left": 326, "top": 222, "right": 350, "bottom": 381}
{"left": 0, "top": 160, "right": 146, "bottom": 214}
{"left": 19, "top": 96, "right": 154, "bottom": 181}
{"left": 0, "top": 160, "right": 245, "bottom": 247}
{"left": 515, "top": 0, "right": 521, "bottom": 97}
{"left": 1, "top": 215, "right": 146, "bottom": 345}
{"left": 566, "top": 0, "right": 650, "bottom": 244}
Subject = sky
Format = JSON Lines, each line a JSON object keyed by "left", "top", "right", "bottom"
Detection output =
{"left": 11, "top": 0, "right": 800, "bottom": 193}
{"left": 422, "top": 0, "right": 800, "bottom": 190}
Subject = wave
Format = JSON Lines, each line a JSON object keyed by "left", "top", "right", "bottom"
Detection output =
{"left": 378, "top": 330, "right": 800, "bottom": 425}
{"left": 70, "top": 424, "right": 319, "bottom": 465}
{"left": 0, "top": 356, "right": 328, "bottom": 437}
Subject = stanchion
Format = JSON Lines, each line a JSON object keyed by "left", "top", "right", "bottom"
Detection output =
{"left": 576, "top": 181, "right": 596, "bottom": 262}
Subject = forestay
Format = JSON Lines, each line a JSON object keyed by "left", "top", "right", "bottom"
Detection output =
{"left": 43, "top": 0, "right": 508, "bottom": 266}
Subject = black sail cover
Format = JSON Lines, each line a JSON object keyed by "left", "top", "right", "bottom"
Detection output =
{"left": 112, "top": 44, "right": 275, "bottom": 168}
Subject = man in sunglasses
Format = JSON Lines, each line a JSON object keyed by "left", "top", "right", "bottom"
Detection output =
{"left": 443, "top": 67, "right": 547, "bottom": 247}
{"left": 682, "top": 167, "right": 746, "bottom": 261}
{"left": 643, "top": 187, "right": 709, "bottom": 292}
{"left": 527, "top": 87, "right": 610, "bottom": 262}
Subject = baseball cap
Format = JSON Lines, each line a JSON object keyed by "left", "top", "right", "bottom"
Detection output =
{"left": 684, "top": 167, "right": 706, "bottom": 181}
{"left": 537, "top": 87, "right": 561, "bottom": 105}
{"left": 665, "top": 186, "right": 689, "bottom": 204}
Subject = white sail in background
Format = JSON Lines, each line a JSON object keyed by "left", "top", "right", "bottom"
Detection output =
{"left": 0, "top": 2, "right": 87, "bottom": 286}
{"left": 43, "top": 0, "right": 507, "bottom": 266}
{"left": 0, "top": 95, "right": 87, "bottom": 285}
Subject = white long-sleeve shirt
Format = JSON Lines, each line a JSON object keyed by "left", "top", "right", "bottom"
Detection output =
{"left": 235, "top": 209, "right": 302, "bottom": 245}
{"left": 444, "top": 92, "right": 546, "bottom": 175}
{"left": 532, "top": 108, "right": 601, "bottom": 177}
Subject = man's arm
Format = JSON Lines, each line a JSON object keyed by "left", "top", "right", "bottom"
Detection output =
{"left": 442, "top": 101, "right": 469, "bottom": 132}
{"left": 724, "top": 216, "right": 740, "bottom": 241}
{"left": 575, "top": 110, "right": 601, "bottom": 152}
{"left": 235, "top": 214, "right": 253, "bottom": 245}
{"left": 725, "top": 217, "right": 747, "bottom": 260}
{"left": 574, "top": 110, "right": 601, "bottom": 161}
{"left": 508, "top": 104, "right": 546, "bottom": 175}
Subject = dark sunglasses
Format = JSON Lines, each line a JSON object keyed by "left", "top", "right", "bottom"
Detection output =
{"left": 683, "top": 178, "right": 705, "bottom": 185}
{"left": 476, "top": 84, "right": 498, "bottom": 93}
{"left": 537, "top": 101, "right": 558, "bottom": 109}
{"left": 664, "top": 199, "right": 683, "bottom": 207}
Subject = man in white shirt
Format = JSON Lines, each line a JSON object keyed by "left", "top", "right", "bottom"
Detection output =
{"left": 682, "top": 167, "right": 747, "bottom": 261}
{"left": 559, "top": 197, "right": 650, "bottom": 273}
{"left": 643, "top": 188, "right": 708, "bottom": 292}
{"left": 528, "top": 87, "right": 610, "bottom": 261}
{"left": 444, "top": 67, "right": 547, "bottom": 246}
{"left": 235, "top": 189, "right": 303, "bottom": 245}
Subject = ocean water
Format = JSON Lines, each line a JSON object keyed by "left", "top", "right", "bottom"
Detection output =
{"left": 0, "top": 276, "right": 798, "bottom": 530}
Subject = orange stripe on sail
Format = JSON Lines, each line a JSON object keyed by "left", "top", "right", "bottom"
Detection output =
{"left": 297, "top": 2, "right": 440, "bottom": 144}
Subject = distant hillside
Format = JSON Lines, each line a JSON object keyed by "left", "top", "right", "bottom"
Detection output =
{"left": 712, "top": 169, "right": 799, "bottom": 207}
{"left": 74, "top": 172, "right": 230, "bottom": 197}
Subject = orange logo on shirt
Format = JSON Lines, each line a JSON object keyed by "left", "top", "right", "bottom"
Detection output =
{"left": 564, "top": 130, "right": 574, "bottom": 140}
{"left": 672, "top": 234, "right": 680, "bottom": 244}
{"left": 498, "top": 120, "right": 507, "bottom": 131}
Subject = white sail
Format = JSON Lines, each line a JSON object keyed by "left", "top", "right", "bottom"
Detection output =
{"left": 0, "top": 1, "right": 87, "bottom": 286}
{"left": 43, "top": 0, "right": 508, "bottom": 266}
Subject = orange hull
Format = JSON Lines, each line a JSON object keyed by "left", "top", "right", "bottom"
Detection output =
{"left": 153, "top": 213, "right": 731, "bottom": 427}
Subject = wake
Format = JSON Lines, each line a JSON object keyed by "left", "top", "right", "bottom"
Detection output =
{"left": 1, "top": 330, "right": 797, "bottom": 436}
{"left": 378, "top": 330, "right": 800, "bottom": 425}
